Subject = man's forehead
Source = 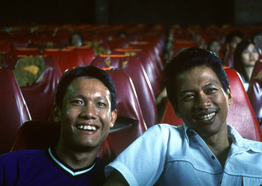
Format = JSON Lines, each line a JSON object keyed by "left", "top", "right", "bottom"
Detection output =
{"left": 176, "top": 66, "right": 220, "bottom": 86}
{"left": 67, "top": 77, "right": 110, "bottom": 94}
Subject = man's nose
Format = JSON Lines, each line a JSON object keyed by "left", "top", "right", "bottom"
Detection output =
{"left": 195, "top": 93, "right": 211, "bottom": 109}
{"left": 81, "top": 104, "right": 96, "bottom": 118}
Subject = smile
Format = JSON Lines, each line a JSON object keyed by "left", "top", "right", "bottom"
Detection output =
{"left": 199, "top": 112, "right": 216, "bottom": 120}
{"left": 76, "top": 125, "right": 97, "bottom": 131}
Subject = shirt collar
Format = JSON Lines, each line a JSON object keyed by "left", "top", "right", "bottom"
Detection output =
{"left": 183, "top": 123, "right": 260, "bottom": 153}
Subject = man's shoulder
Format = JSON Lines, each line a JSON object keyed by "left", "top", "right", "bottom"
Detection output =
{"left": 150, "top": 123, "right": 183, "bottom": 132}
{"left": 145, "top": 124, "right": 186, "bottom": 142}
{"left": 0, "top": 149, "right": 47, "bottom": 163}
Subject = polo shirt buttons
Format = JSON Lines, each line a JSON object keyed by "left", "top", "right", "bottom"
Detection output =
{"left": 211, "top": 155, "right": 215, "bottom": 160}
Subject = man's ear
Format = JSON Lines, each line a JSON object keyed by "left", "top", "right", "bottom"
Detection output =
{"left": 109, "top": 109, "right": 117, "bottom": 128}
{"left": 53, "top": 103, "right": 61, "bottom": 123}
{"left": 172, "top": 104, "right": 182, "bottom": 118}
{"left": 227, "top": 86, "right": 233, "bottom": 106}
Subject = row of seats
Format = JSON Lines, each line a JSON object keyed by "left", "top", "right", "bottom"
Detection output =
{"left": 1, "top": 24, "right": 262, "bottom": 163}
{"left": 0, "top": 24, "right": 168, "bottom": 157}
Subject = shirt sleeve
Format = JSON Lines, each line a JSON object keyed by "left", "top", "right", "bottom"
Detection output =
{"left": 105, "top": 124, "right": 170, "bottom": 186}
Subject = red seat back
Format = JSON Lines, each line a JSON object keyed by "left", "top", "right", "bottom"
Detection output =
{"left": 0, "top": 41, "right": 11, "bottom": 53}
{"left": 67, "top": 46, "right": 96, "bottom": 65}
{"left": 10, "top": 120, "right": 116, "bottom": 163}
{"left": 161, "top": 67, "right": 262, "bottom": 141}
{"left": 6, "top": 56, "right": 62, "bottom": 120}
{"left": 112, "top": 49, "right": 162, "bottom": 97}
{"left": 91, "top": 55, "right": 157, "bottom": 128}
{"left": 10, "top": 48, "right": 41, "bottom": 56}
{"left": 105, "top": 69, "right": 147, "bottom": 155}
{"left": 42, "top": 49, "right": 84, "bottom": 73}
{"left": 0, "top": 69, "right": 31, "bottom": 154}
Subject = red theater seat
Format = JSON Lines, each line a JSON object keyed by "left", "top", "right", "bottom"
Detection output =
{"left": 10, "top": 120, "right": 116, "bottom": 163}
{"left": 91, "top": 55, "right": 157, "bottom": 128}
{"left": 112, "top": 49, "right": 162, "bottom": 97}
{"left": 248, "top": 60, "right": 262, "bottom": 124}
{"left": 6, "top": 56, "right": 62, "bottom": 120}
{"left": 105, "top": 69, "right": 147, "bottom": 155}
{"left": 66, "top": 46, "right": 96, "bottom": 65}
{"left": 161, "top": 67, "right": 262, "bottom": 141}
{"left": 0, "top": 41, "right": 11, "bottom": 53}
{"left": 10, "top": 48, "right": 41, "bottom": 56}
{"left": 42, "top": 48, "right": 84, "bottom": 73}
{"left": 0, "top": 69, "right": 31, "bottom": 155}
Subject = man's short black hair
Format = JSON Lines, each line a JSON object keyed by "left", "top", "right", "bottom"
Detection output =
{"left": 164, "top": 47, "right": 229, "bottom": 107}
{"left": 55, "top": 65, "right": 117, "bottom": 111}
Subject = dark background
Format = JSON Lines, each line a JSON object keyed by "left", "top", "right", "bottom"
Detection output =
{"left": 0, "top": 0, "right": 260, "bottom": 26}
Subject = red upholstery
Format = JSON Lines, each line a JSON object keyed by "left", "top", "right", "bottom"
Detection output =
{"left": 248, "top": 60, "right": 262, "bottom": 121}
{"left": 161, "top": 67, "right": 262, "bottom": 141}
{"left": 112, "top": 49, "right": 162, "bottom": 97}
{"left": 105, "top": 69, "right": 147, "bottom": 155}
{"left": 66, "top": 46, "right": 96, "bottom": 65}
{"left": 0, "top": 69, "right": 31, "bottom": 154}
{"left": 129, "top": 42, "right": 164, "bottom": 79}
{"left": 10, "top": 48, "right": 41, "bottom": 56}
{"left": 42, "top": 49, "right": 84, "bottom": 73}
{"left": 0, "top": 41, "right": 11, "bottom": 53}
{"left": 91, "top": 55, "right": 157, "bottom": 128}
{"left": 10, "top": 120, "right": 116, "bottom": 163}
{"left": 171, "top": 43, "right": 201, "bottom": 58}
{"left": 6, "top": 56, "right": 62, "bottom": 120}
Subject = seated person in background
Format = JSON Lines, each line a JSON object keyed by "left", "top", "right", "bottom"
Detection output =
{"left": 252, "top": 31, "right": 262, "bottom": 54}
{"left": 225, "top": 30, "right": 244, "bottom": 50}
{"left": 69, "top": 33, "right": 83, "bottom": 47}
{"left": 117, "top": 30, "right": 128, "bottom": 38}
{"left": 206, "top": 38, "right": 221, "bottom": 57}
{"left": 224, "top": 30, "right": 244, "bottom": 67}
{"left": 104, "top": 47, "right": 262, "bottom": 186}
{"left": 0, "top": 65, "right": 117, "bottom": 186}
{"left": 233, "top": 40, "right": 259, "bottom": 91}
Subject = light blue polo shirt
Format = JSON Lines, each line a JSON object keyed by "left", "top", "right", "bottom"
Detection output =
{"left": 105, "top": 124, "right": 262, "bottom": 186}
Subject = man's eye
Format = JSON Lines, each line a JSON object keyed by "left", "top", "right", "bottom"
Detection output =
{"left": 70, "top": 100, "right": 83, "bottom": 105}
{"left": 207, "top": 88, "right": 217, "bottom": 93}
{"left": 183, "top": 94, "right": 194, "bottom": 101}
{"left": 97, "top": 102, "right": 107, "bottom": 107}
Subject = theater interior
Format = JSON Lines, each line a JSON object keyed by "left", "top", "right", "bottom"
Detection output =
{"left": 1, "top": 0, "right": 262, "bottom": 161}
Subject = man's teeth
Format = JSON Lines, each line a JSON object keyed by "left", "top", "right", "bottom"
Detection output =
{"left": 199, "top": 113, "right": 215, "bottom": 120}
{"left": 77, "top": 125, "right": 96, "bottom": 131}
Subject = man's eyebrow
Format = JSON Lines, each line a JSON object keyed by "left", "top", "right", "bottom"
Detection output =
{"left": 203, "top": 82, "right": 219, "bottom": 87}
{"left": 179, "top": 82, "right": 219, "bottom": 96}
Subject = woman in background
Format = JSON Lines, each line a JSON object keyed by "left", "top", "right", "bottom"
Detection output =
{"left": 233, "top": 40, "right": 259, "bottom": 91}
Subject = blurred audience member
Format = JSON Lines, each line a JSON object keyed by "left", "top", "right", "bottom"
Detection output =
{"left": 206, "top": 38, "right": 221, "bottom": 56}
{"left": 69, "top": 33, "right": 83, "bottom": 47}
{"left": 225, "top": 30, "right": 244, "bottom": 50}
{"left": 233, "top": 40, "right": 259, "bottom": 91}
{"left": 224, "top": 30, "right": 244, "bottom": 67}
{"left": 252, "top": 31, "right": 262, "bottom": 54}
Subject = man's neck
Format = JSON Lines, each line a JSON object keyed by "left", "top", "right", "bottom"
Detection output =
{"left": 55, "top": 144, "right": 99, "bottom": 170}
{"left": 202, "top": 128, "right": 231, "bottom": 168}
